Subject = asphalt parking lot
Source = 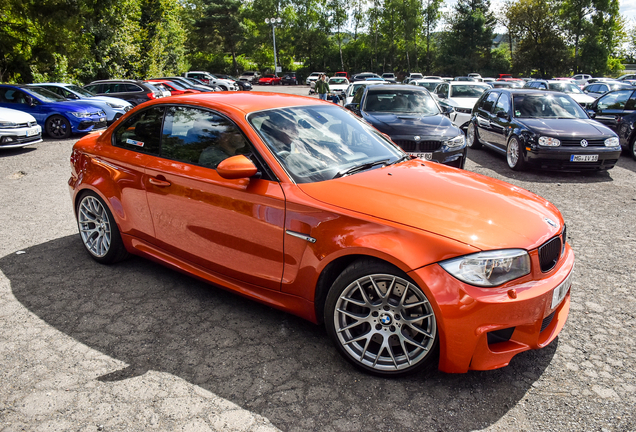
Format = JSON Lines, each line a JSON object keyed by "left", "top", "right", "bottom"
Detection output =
{"left": 1, "top": 85, "right": 635, "bottom": 432}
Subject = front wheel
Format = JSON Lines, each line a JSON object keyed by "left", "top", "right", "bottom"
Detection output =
{"left": 45, "top": 115, "right": 71, "bottom": 139}
{"left": 507, "top": 136, "right": 526, "bottom": 171}
{"left": 325, "top": 259, "right": 438, "bottom": 376}
{"left": 466, "top": 123, "right": 482, "bottom": 149}
{"left": 76, "top": 192, "right": 129, "bottom": 264}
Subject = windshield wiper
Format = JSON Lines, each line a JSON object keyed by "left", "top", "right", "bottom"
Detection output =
{"left": 333, "top": 159, "right": 391, "bottom": 179}
{"left": 387, "top": 154, "right": 411, "bottom": 165}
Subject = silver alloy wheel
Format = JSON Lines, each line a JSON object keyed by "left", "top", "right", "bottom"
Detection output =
{"left": 333, "top": 273, "right": 436, "bottom": 371}
{"left": 78, "top": 195, "right": 112, "bottom": 257}
{"left": 467, "top": 124, "right": 475, "bottom": 146}
{"left": 507, "top": 137, "right": 520, "bottom": 168}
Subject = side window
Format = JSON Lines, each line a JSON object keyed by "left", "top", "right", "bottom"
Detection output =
{"left": 481, "top": 92, "right": 499, "bottom": 113}
{"left": 494, "top": 93, "right": 511, "bottom": 115}
{"left": 587, "top": 85, "right": 599, "bottom": 93}
{"left": 125, "top": 84, "right": 142, "bottom": 92}
{"left": 161, "top": 106, "right": 251, "bottom": 169}
{"left": 625, "top": 91, "right": 636, "bottom": 110}
{"left": 113, "top": 106, "right": 164, "bottom": 155}
{"left": 597, "top": 90, "right": 633, "bottom": 111}
{"left": 538, "top": 82, "right": 547, "bottom": 89}
{"left": 352, "top": 87, "right": 365, "bottom": 104}
{"left": 1, "top": 89, "right": 29, "bottom": 105}
{"left": 85, "top": 84, "right": 100, "bottom": 93}
{"left": 102, "top": 84, "right": 114, "bottom": 94}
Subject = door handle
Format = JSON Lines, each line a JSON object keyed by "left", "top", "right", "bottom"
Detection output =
{"left": 149, "top": 177, "right": 171, "bottom": 187}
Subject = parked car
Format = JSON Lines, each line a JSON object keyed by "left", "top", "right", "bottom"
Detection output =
{"left": 148, "top": 82, "right": 172, "bottom": 98}
{"left": 572, "top": 74, "right": 592, "bottom": 86}
{"left": 468, "top": 73, "right": 482, "bottom": 80}
{"left": 238, "top": 71, "right": 261, "bottom": 83}
{"left": 344, "top": 85, "right": 466, "bottom": 168}
{"left": 381, "top": 73, "right": 397, "bottom": 83}
{"left": 0, "top": 107, "right": 42, "bottom": 148}
{"left": 184, "top": 71, "right": 238, "bottom": 91}
{"left": 146, "top": 80, "right": 201, "bottom": 96}
{"left": 582, "top": 81, "right": 633, "bottom": 98}
{"left": 343, "top": 80, "right": 388, "bottom": 105}
{"left": 617, "top": 74, "right": 636, "bottom": 81}
{"left": 351, "top": 72, "right": 382, "bottom": 81}
{"left": 258, "top": 74, "right": 282, "bottom": 85}
{"left": 492, "top": 80, "right": 524, "bottom": 89}
{"left": 432, "top": 81, "right": 491, "bottom": 128}
{"left": 466, "top": 88, "right": 621, "bottom": 170}
{"left": 35, "top": 83, "right": 133, "bottom": 125}
{"left": 305, "top": 72, "right": 325, "bottom": 85}
{"left": 84, "top": 80, "right": 164, "bottom": 106}
{"left": 403, "top": 73, "right": 424, "bottom": 84}
{"left": 410, "top": 79, "right": 445, "bottom": 91}
{"left": 0, "top": 84, "right": 106, "bottom": 139}
{"left": 334, "top": 71, "right": 348, "bottom": 79}
{"left": 325, "top": 77, "right": 349, "bottom": 96}
{"left": 153, "top": 77, "right": 220, "bottom": 93}
{"left": 212, "top": 74, "right": 252, "bottom": 91}
{"left": 281, "top": 72, "right": 299, "bottom": 85}
{"left": 69, "top": 91, "right": 574, "bottom": 376}
{"left": 585, "top": 87, "right": 636, "bottom": 160}
{"left": 523, "top": 80, "right": 596, "bottom": 108}
{"left": 454, "top": 76, "right": 478, "bottom": 82}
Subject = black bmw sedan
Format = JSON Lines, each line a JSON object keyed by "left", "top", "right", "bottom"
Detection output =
{"left": 466, "top": 88, "right": 621, "bottom": 171}
{"left": 344, "top": 85, "right": 467, "bottom": 168}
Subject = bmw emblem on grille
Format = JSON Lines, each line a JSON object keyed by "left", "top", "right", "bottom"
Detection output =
{"left": 580, "top": 139, "right": 588, "bottom": 147}
{"left": 414, "top": 136, "right": 421, "bottom": 141}
{"left": 544, "top": 217, "right": 557, "bottom": 228}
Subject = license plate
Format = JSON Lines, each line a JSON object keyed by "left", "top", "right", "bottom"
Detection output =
{"left": 551, "top": 270, "right": 573, "bottom": 309}
{"left": 570, "top": 154, "right": 598, "bottom": 162}
{"left": 25, "top": 127, "right": 39, "bottom": 137}
{"left": 409, "top": 152, "right": 433, "bottom": 161}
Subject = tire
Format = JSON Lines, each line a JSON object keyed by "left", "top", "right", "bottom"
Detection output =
{"left": 220, "top": 85, "right": 228, "bottom": 91}
{"left": 324, "top": 259, "right": 438, "bottom": 377}
{"left": 45, "top": 115, "right": 71, "bottom": 139}
{"left": 631, "top": 136, "right": 636, "bottom": 161}
{"left": 507, "top": 136, "right": 526, "bottom": 171}
{"left": 466, "top": 123, "right": 482, "bottom": 149}
{"left": 76, "top": 191, "right": 129, "bottom": 264}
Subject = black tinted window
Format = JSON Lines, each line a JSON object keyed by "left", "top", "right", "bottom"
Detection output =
{"left": 481, "top": 92, "right": 499, "bottom": 112}
{"left": 125, "top": 84, "right": 142, "bottom": 92}
{"left": 352, "top": 87, "right": 365, "bottom": 104}
{"left": 162, "top": 107, "right": 251, "bottom": 169}
{"left": 85, "top": 84, "right": 101, "bottom": 93}
{"left": 597, "top": 90, "right": 633, "bottom": 110}
{"left": 113, "top": 107, "right": 164, "bottom": 155}
{"left": 494, "top": 93, "right": 511, "bottom": 115}
{"left": 625, "top": 92, "right": 636, "bottom": 110}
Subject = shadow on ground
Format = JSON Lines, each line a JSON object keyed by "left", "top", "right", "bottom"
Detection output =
{"left": 0, "top": 235, "right": 558, "bottom": 432}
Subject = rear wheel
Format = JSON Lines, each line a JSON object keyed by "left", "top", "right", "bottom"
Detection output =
{"left": 466, "top": 123, "right": 482, "bottom": 149}
{"left": 325, "top": 259, "right": 438, "bottom": 377}
{"left": 45, "top": 115, "right": 71, "bottom": 139}
{"left": 507, "top": 136, "right": 526, "bottom": 171}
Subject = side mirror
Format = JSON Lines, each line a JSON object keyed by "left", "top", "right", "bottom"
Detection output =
{"left": 216, "top": 155, "right": 258, "bottom": 179}
{"left": 586, "top": 109, "right": 596, "bottom": 118}
{"left": 344, "top": 103, "right": 360, "bottom": 115}
{"left": 496, "top": 111, "right": 509, "bottom": 120}
{"left": 27, "top": 97, "right": 36, "bottom": 107}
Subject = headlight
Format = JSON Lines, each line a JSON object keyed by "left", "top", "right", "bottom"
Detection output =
{"left": 604, "top": 137, "right": 619, "bottom": 147}
{"left": 440, "top": 249, "right": 531, "bottom": 287}
{"left": 106, "top": 102, "right": 124, "bottom": 109}
{"left": 0, "top": 121, "right": 17, "bottom": 128}
{"left": 444, "top": 134, "right": 465, "bottom": 148}
{"left": 538, "top": 136, "right": 561, "bottom": 147}
{"left": 69, "top": 112, "right": 90, "bottom": 118}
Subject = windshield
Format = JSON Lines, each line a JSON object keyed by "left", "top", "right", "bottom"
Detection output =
{"left": 364, "top": 90, "right": 440, "bottom": 115}
{"left": 165, "top": 81, "right": 187, "bottom": 90}
{"left": 513, "top": 94, "right": 587, "bottom": 119}
{"left": 66, "top": 85, "right": 95, "bottom": 97}
{"left": 329, "top": 78, "right": 347, "bottom": 84}
{"left": 548, "top": 83, "right": 583, "bottom": 94}
{"left": 249, "top": 105, "right": 403, "bottom": 183}
{"left": 449, "top": 84, "right": 490, "bottom": 98}
{"left": 26, "top": 87, "right": 66, "bottom": 102}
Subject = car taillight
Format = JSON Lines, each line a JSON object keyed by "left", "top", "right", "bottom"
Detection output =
{"left": 147, "top": 92, "right": 156, "bottom": 99}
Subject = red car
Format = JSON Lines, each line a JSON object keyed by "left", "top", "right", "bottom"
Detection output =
{"left": 258, "top": 74, "right": 282, "bottom": 85}
{"left": 69, "top": 93, "right": 573, "bottom": 376}
{"left": 146, "top": 80, "right": 201, "bottom": 95}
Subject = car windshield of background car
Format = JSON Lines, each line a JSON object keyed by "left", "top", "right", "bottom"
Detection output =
{"left": 364, "top": 90, "right": 440, "bottom": 115}
{"left": 449, "top": 85, "right": 490, "bottom": 98}
{"left": 548, "top": 83, "right": 583, "bottom": 94}
{"left": 415, "top": 81, "right": 443, "bottom": 91}
{"left": 329, "top": 78, "right": 347, "bottom": 84}
{"left": 165, "top": 81, "right": 188, "bottom": 91}
{"left": 249, "top": 105, "right": 403, "bottom": 184}
{"left": 66, "top": 85, "right": 97, "bottom": 98}
{"left": 26, "top": 87, "right": 66, "bottom": 102}
{"left": 513, "top": 94, "right": 587, "bottom": 119}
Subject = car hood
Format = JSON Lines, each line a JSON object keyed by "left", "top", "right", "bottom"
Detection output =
{"left": 362, "top": 112, "right": 460, "bottom": 137}
{"left": 64, "top": 99, "right": 107, "bottom": 112}
{"left": 90, "top": 96, "right": 132, "bottom": 107}
{"left": 518, "top": 118, "right": 615, "bottom": 138}
{"left": 447, "top": 97, "right": 480, "bottom": 109}
{"left": 298, "top": 159, "right": 562, "bottom": 252}
{"left": 0, "top": 107, "right": 37, "bottom": 123}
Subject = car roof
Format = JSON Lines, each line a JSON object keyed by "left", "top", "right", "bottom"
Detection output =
{"left": 366, "top": 85, "right": 428, "bottom": 92}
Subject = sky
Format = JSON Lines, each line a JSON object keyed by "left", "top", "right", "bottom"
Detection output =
{"left": 620, "top": 0, "right": 636, "bottom": 24}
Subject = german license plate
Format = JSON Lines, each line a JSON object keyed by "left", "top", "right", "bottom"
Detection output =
{"left": 551, "top": 270, "right": 573, "bottom": 309}
{"left": 25, "top": 127, "right": 39, "bottom": 137}
{"left": 409, "top": 152, "right": 433, "bottom": 161}
{"left": 570, "top": 154, "right": 598, "bottom": 162}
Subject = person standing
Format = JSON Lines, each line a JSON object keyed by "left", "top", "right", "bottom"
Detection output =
{"left": 315, "top": 74, "right": 330, "bottom": 100}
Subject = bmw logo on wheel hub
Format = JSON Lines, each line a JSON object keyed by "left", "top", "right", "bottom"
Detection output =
{"left": 379, "top": 313, "right": 393, "bottom": 325}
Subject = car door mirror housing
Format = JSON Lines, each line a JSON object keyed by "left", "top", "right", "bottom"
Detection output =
{"left": 496, "top": 111, "right": 509, "bottom": 119}
{"left": 344, "top": 103, "right": 360, "bottom": 115}
{"left": 216, "top": 155, "right": 258, "bottom": 179}
{"left": 586, "top": 110, "right": 596, "bottom": 118}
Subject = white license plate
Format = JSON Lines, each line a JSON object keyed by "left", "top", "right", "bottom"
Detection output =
{"left": 570, "top": 154, "right": 598, "bottom": 162}
{"left": 551, "top": 270, "right": 573, "bottom": 309}
{"left": 409, "top": 152, "right": 433, "bottom": 161}
{"left": 25, "top": 127, "right": 39, "bottom": 137}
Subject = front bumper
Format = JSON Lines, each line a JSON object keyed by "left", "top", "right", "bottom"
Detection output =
{"left": 409, "top": 243, "right": 574, "bottom": 373}
{"left": 0, "top": 125, "right": 43, "bottom": 148}
{"left": 73, "top": 116, "right": 107, "bottom": 133}
{"left": 390, "top": 135, "right": 467, "bottom": 168}
{"left": 525, "top": 145, "right": 621, "bottom": 171}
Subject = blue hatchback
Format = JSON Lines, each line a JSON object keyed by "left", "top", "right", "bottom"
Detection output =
{"left": 0, "top": 84, "right": 106, "bottom": 139}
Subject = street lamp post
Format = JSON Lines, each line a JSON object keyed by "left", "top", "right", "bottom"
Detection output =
{"left": 265, "top": 17, "right": 282, "bottom": 77}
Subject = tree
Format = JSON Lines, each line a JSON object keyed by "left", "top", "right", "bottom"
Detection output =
{"left": 421, "top": 0, "right": 443, "bottom": 73}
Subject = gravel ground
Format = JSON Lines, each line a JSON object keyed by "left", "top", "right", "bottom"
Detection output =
{"left": 0, "top": 87, "right": 634, "bottom": 431}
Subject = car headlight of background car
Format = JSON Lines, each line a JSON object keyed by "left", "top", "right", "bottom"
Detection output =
{"left": 0, "top": 121, "right": 18, "bottom": 128}
{"left": 106, "top": 102, "right": 124, "bottom": 109}
{"left": 440, "top": 249, "right": 531, "bottom": 287}
{"left": 69, "top": 112, "right": 90, "bottom": 118}
{"left": 444, "top": 134, "right": 465, "bottom": 148}
{"left": 604, "top": 137, "right": 619, "bottom": 147}
{"left": 539, "top": 136, "right": 561, "bottom": 147}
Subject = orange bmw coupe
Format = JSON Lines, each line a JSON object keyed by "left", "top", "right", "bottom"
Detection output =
{"left": 69, "top": 92, "right": 573, "bottom": 376}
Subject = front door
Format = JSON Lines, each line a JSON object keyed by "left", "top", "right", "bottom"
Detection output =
{"left": 594, "top": 90, "right": 635, "bottom": 133}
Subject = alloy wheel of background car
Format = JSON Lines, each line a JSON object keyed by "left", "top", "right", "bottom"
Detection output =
{"left": 325, "top": 260, "right": 438, "bottom": 376}
{"left": 507, "top": 136, "right": 526, "bottom": 171}
{"left": 466, "top": 123, "right": 482, "bottom": 149}
{"left": 45, "top": 115, "right": 71, "bottom": 139}
{"left": 76, "top": 192, "right": 129, "bottom": 264}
